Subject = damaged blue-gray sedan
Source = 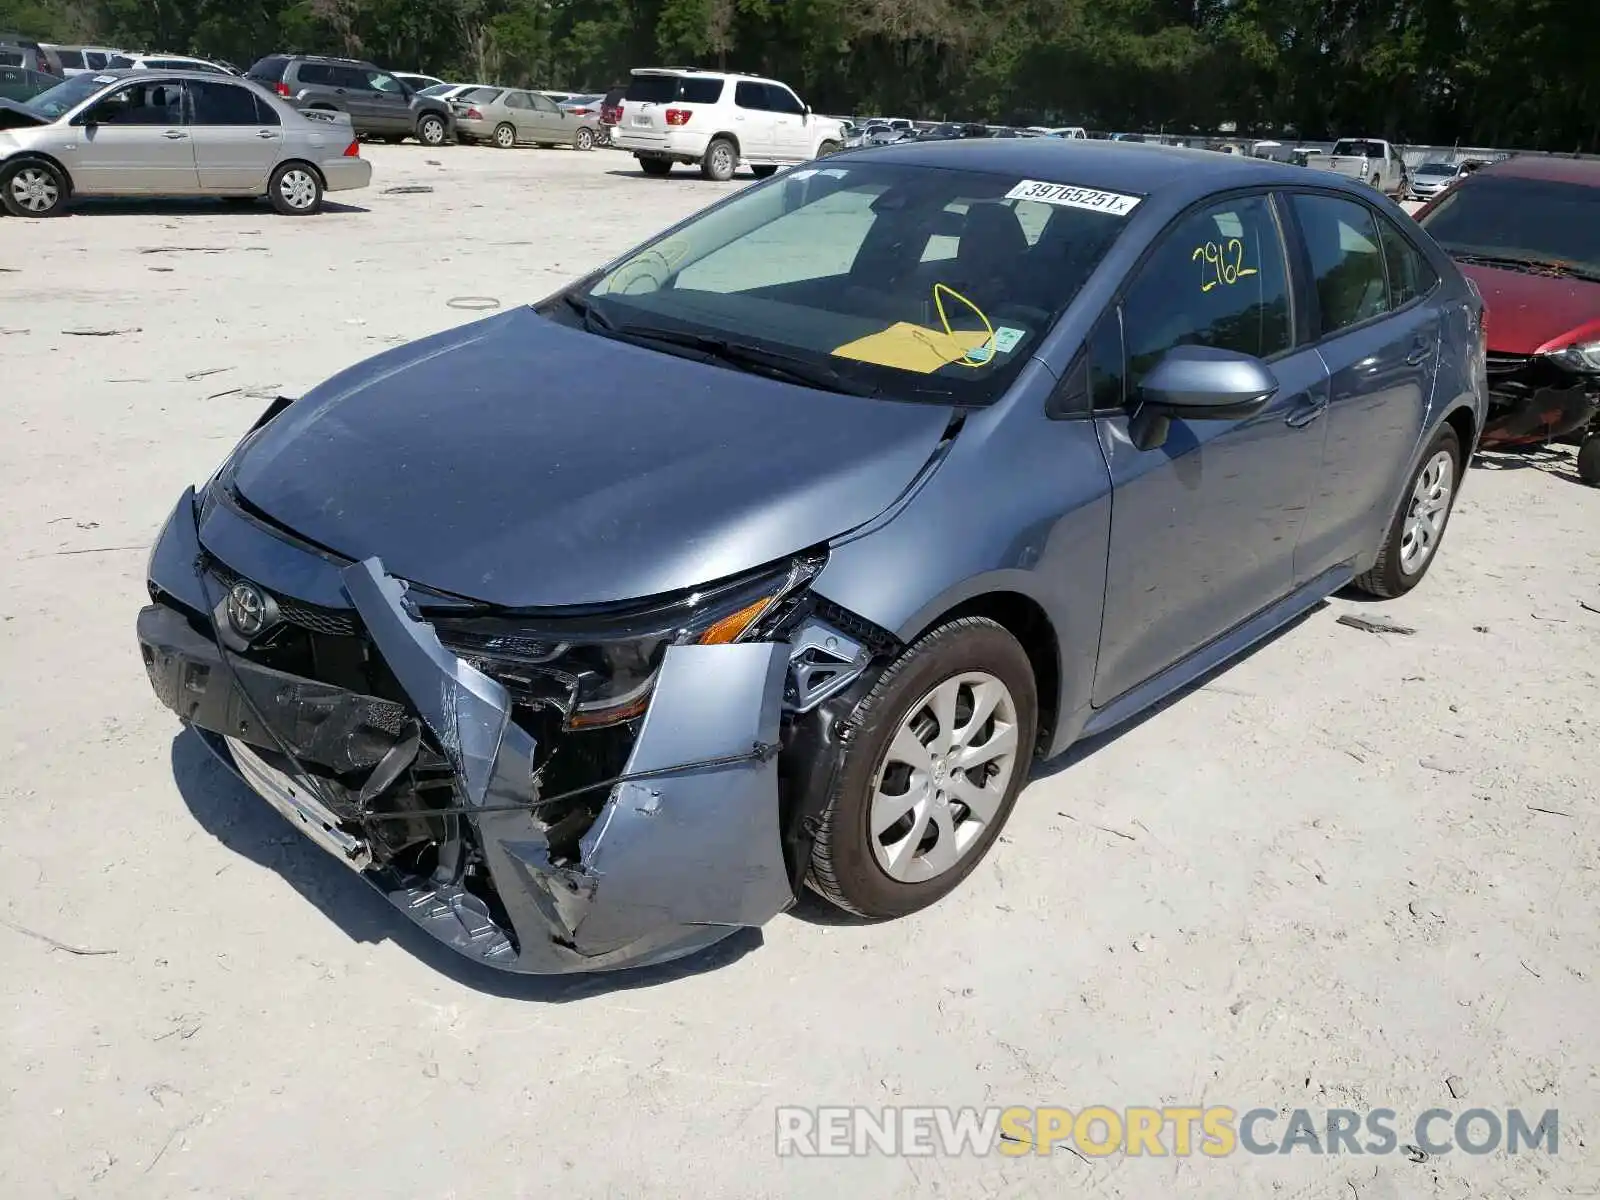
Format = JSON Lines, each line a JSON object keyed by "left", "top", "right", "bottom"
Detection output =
{"left": 138, "top": 139, "right": 1487, "bottom": 973}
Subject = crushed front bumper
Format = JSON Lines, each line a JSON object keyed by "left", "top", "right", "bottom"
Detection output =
{"left": 1482, "top": 353, "right": 1600, "bottom": 447}
{"left": 138, "top": 488, "right": 796, "bottom": 974}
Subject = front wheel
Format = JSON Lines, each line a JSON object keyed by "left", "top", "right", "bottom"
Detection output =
{"left": 701, "top": 137, "right": 736, "bottom": 181}
{"left": 268, "top": 162, "right": 323, "bottom": 216}
{"left": 1352, "top": 424, "right": 1461, "bottom": 597}
{"left": 493, "top": 123, "right": 516, "bottom": 149}
{"left": 417, "top": 114, "right": 447, "bottom": 147}
{"left": 1577, "top": 434, "right": 1600, "bottom": 486}
{"left": 1, "top": 158, "right": 68, "bottom": 217}
{"left": 808, "top": 618, "right": 1037, "bottom": 919}
{"left": 816, "top": 139, "right": 842, "bottom": 157}
{"left": 638, "top": 156, "right": 672, "bottom": 177}
{"left": 574, "top": 126, "right": 595, "bottom": 152}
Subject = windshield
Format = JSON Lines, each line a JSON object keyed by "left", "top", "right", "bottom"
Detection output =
{"left": 570, "top": 162, "right": 1135, "bottom": 405}
{"left": 19, "top": 72, "right": 108, "bottom": 118}
{"left": 1420, "top": 176, "right": 1600, "bottom": 276}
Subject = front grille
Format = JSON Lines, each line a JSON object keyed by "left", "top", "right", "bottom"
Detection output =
{"left": 204, "top": 555, "right": 360, "bottom": 636}
{"left": 1485, "top": 352, "right": 1531, "bottom": 379}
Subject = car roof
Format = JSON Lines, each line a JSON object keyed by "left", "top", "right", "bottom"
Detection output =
{"left": 1476, "top": 155, "right": 1600, "bottom": 187}
{"left": 842, "top": 137, "right": 1344, "bottom": 197}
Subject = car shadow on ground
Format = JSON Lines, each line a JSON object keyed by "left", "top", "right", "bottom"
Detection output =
{"left": 66, "top": 197, "right": 370, "bottom": 217}
{"left": 1471, "top": 445, "right": 1587, "bottom": 485}
{"left": 168, "top": 729, "right": 761, "bottom": 1000}
{"left": 789, "top": 602, "right": 1326, "bottom": 928}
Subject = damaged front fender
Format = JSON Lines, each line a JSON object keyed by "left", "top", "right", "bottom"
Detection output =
{"left": 343, "top": 558, "right": 792, "bottom": 973}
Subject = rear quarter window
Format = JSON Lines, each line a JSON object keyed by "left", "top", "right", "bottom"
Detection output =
{"left": 247, "top": 57, "right": 288, "bottom": 81}
{"left": 57, "top": 50, "right": 85, "bottom": 69}
{"left": 681, "top": 77, "right": 723, "bottom": 104}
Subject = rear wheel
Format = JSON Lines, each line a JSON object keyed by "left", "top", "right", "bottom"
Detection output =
{"left": 493, "top": 123, "right": 515, "bottom": 149}
{"left": 574, "top": 126, "right": 595, "bottom": 151}
{"left": 701, "top": 137, "right": 736, "bottom": 181}
{"left": 808, "top": 618, "right": 1037, "bottom": 919}
{"left": 1, "top": 158, "right": 68, "bottom": 217}
{"left": 417, "top": 114, "right": 447, "bottom": 146}
{"left": 1352, "top": 424, "right": 1460, "bottom": 597}
{"left": 638, "top": 157, "right": 672, "bottom": 177}
{"left": 268, "top": 162, "right": 323, "bottom": 216}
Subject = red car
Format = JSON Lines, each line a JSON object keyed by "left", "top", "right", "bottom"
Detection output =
{"left": 1414, "top": 155, "right": 1600, "bottom": 482}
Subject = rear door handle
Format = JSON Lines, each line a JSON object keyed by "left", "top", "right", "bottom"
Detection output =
{"left": 163, "top": 129, "right": 188, "bottom": 139}
{"left": 1285, "top": 397, "right": 1328, "bottom": 428}
{"left": 256, "top": 130, "right": 279, "bottom": 139}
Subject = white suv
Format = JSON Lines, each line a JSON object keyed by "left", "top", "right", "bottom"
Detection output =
{"left": 614, "top": 68, "right": 845, "bottom": 181}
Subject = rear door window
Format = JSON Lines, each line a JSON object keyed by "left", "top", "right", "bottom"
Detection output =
{"left": 503, "top": 91, "right": 530, "bottom": 110}
{"left": 189, "top": 79, "right": 260, "bottom": 125}
{"left": 296, "top": 63, "right": 332, "bottom": 85}
{"left": 84, "top": 51, "right": 108, "bottom": 69}
{"left": 1121, "top": 193, "right": 1294, "bottom": 383}
{"left": 1290, "top": 194, "right": 1391, "bottom": 335}
{"left": 530, "top": 92, "right": 560, "bottom": 114}
{"left": 734, "top": 81, "right": 769, "bottom": 111}
{"left": 1376, "top": 217, "right": 1438, "bottom": 309}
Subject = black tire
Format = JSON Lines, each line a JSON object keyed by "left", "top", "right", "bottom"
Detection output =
{"left": 807, "top": 617, "right": 1038, "bottom": 919}
{"left": 574, "top": 126, "right": 595, "bottom": 151}
{"left": 1, "top": 157, "right": 69, "bottom": 217}
{"left": 750, "top": 165, "right": 778, "bottom": 179}
{"left": 701, "top": 136, "right": 737, "bottom": 181}
{"left": 1352, "top": 423, "right": 1461, "bottom": 598}
{"left": 817, "top": 139, "right": 842, "bottom": 157}
{"left": 1578, "top": 435, "right": 1600, "bottom": 486}
{"left": 638, "top": 156, "right": 672, "bottom": 177}
{"left": 493, "top": 123, "right": 516, "bottom": 149}
{"left": 417, "top": 114, "right": 447, "bottom": 147}
{"left": 268, "top": 161, "right": 323, "bottom": 216}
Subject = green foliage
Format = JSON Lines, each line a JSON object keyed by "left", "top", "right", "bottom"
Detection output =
{"left": 16, "top": 0, "right": 1595, "bottom": 150}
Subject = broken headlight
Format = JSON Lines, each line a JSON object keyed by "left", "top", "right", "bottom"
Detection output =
{"left": 1548, "top": 340, "right": 1600, "bottom": 374}
{"left": 435, "top": 556, "right": 821, "bottom": 728}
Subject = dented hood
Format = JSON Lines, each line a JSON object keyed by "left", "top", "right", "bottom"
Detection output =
{"left": 1460, "top": 263, "right": 1600, "bottom": 355}
{"left": 231, "top": 307, "right": 954, "bottom": 608}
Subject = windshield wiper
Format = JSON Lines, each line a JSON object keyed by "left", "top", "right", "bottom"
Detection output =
{"left": 560, "top": 291, "right": 616, "bottom": 333}
{"left": 1451, "top": 253, "right": 1600, "bottom": 284}
{"left": 606, "top": 323, "right": 881, "bottom": 397}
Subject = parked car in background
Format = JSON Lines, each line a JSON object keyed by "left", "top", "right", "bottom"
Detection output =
{"left": 418, "top": 82, "right": 473, "bottom": 100}
{"left": 614, "top": 67, "right": 844, "bottom": 180}
{"left": 393, "top": 72, "right": 443, "bottom": 92}
{"left": 40, "top": 45, "right": 123, "bottom": 76}
{"left": 1290, "top": 147, "right": 1326, "bottom": 167}
{"left": 538, "top": 91, "right": 574, "bottom": 106}
{"left": 0, "top": 69, "right": 371, "bottom": 216}
{"left": 134, "top": 140, "right": 1483, "bottom": 977}
{"left": 560, "top": 93, "right": 604, "bottom": 117}
{"left": 452, "top": 86, "right": 601, "bottom": 150}
{"left": 107, "top": 52, "right": 233, "bottom": 74}
{"left": 0, "top": 37, "right": 62, "bottom": 75}
{"left": 1414, "top": 154, "right": 1600, "bottom": 473}
{"left": 0, "top": 64, "right": 56, "bottom": 101}
{"left": 1031, "top": 126, "right": 1087, "bottom": 139}
{"left": 1407, "top": 160, "right": 1460, "bottom": 201}
{"left": 245, "top": 54, "right": 455, "bottom": 146}
{"left": 1315, "top": 137, "right": 1408, "bottom": 195}
{"left": 599, "top": 86, "right": 625, "bottom": 144}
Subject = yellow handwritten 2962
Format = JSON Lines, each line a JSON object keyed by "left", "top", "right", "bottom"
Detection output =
{"left": 1193, "top": 239, "right": 1259, "bottom": 292}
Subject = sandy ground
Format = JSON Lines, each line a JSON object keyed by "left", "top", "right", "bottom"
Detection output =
{"left": 2, "top": 145, "right": 1597, "bottom": 1199}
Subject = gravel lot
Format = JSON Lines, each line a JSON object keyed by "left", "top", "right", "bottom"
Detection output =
{"left": 2, "top": 144, "right": 1596, "bottom": 1198}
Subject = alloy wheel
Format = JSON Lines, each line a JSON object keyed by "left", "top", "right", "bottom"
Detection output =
{"left": 712, "top": 143, "right": 734, "bottom": 177}
{"left": 278, "top": 169, "right": 317, "bottom": 211}
{"left": 869, "top": 672, "right": 1021, "bottom": 884}
{"left": 421, "top": 117, "right": 445, "bottom": 145}
{"left": 495, "top": 124, "right": 514, "bottom": 148}
{"left": 9, "top": 166, "right": 59, "bottom": 214}
{"left": 576, "top": 127, "right": 593, "bottom": 151}
{"left": 1400, "top": 449, "right": 1454, "bottom": 574}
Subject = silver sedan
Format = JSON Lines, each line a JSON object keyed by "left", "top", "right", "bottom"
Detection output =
{"left": 0, "top": 69, "right": 372, "bottom": 216}
{"left": 450, "top": 85, "right": 600, "bottom": 151}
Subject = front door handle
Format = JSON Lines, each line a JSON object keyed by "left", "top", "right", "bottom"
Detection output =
{"left": 1285, "top": 397, "right": 1328, "bottom": 428}
{"left": 163, "top": 129, "right": 188, "bottom": 139}
{"left": 1405, "top": 338, "right": 1433, "bottom": 366}
{"left": 256, "top": 130, "right": 279, "bottom": 139}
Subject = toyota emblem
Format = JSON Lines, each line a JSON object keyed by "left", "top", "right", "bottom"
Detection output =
{"left": 225, "top": 581, "right": 268, "bottom": 639}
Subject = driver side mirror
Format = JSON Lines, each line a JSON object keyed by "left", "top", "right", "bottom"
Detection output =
{"left": 1128, "top": 345, "right": 1278, "bottom": 451}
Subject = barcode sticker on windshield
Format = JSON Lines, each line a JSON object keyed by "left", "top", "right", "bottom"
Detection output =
{"left": 1005, "top": 180, "right": 1142, "bottom": 215}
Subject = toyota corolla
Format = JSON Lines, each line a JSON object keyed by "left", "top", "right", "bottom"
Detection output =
{"left": 138, "top": 140, "right": 1486, "bottom": 974}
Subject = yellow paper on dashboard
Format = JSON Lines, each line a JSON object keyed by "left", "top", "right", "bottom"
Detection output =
{"left": 831, "top": 322, "right": 995, "bottom": 374}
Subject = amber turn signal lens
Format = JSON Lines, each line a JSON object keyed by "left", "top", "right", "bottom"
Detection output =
{"left": 696, "top": 597, "right": 774, "bottom": 646}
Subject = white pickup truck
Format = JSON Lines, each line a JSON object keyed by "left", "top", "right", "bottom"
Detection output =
{"left": 1314, "top": 138, "right": 1409, "bottom": 196}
